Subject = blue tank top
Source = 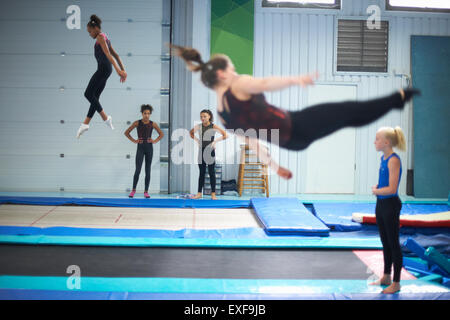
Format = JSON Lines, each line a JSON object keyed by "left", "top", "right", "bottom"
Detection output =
{"left": 377, "top": 153, "right": 402, "bottom": 199}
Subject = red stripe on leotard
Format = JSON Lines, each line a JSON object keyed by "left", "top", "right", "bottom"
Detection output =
{"left": 219, "top": 88, "right": 292, "bottom": 146}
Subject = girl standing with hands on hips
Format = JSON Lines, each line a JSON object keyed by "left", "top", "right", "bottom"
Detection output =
{"left": 371, "top": 126, "right": 406, "bottom": 294}
{"left": 124, "top": 104, "right": 164, "bottom": 198}
{"left": 190, "top": 109, "right": 227, "bottom": 200}
{"left": 77, "top": 14, "right": 128, "bottom": 139}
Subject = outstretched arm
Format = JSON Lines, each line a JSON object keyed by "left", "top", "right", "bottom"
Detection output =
{"left": 233, "top": 72, "right": 318, "bottom": 96}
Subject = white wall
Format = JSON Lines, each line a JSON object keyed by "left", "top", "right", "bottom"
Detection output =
{"left": 0, "top": 0, "right": 166, "bottom": 193}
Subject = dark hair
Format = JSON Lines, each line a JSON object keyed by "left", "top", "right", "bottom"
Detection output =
{"left": 87, "top": 14, "right": 102, "bottom": 29}
{"left": 200, "top": 109, "right": 213, "bottom": 123}
{"left": 169, "top": 44, "right": 229, "bottom": 89}
{"left": 141, "top": 104, "right": 153, "bottom": 114}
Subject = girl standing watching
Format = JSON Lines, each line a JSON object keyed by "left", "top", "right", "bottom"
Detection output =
{"left": 124, "top": 104, "right": 164, "bottom": 198}
{"left": 371, "top": 126, "right": 406, "bottom": 294}
{"left": 190, "top": 109, "right": 227, "bottom": 200}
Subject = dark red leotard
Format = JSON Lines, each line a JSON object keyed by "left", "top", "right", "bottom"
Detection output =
{"left": 218, "top": 86, "right": 407, "bottom": 151}
{"left": 218, "top": 88, "right": 292, "bottom": 147}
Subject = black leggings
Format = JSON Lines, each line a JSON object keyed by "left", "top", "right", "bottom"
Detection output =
{"left": 133, "top": 144, "right": 153, "bottom": 191}
{"left": 284, "top": 92, "right": 404, "bottom": 150}
{"left": 198, "top": 148, "right": 216, "bottom": 193}
{"left": 376, "top": 196, "right": 403, "bottom": 282}
{"left": 84, "top": 64, "right": 112, "bottom": 119}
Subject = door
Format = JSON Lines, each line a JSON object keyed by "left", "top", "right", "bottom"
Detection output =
{"left": 411, "top": 36, "right": 450, "bottom": 198}
{"left": 304, "top": 84, "right": 357, "bottom": 194}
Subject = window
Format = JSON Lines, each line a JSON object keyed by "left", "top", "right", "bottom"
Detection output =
{"left": 386, "top": 0, "right": 450, "bottom": 13}
{"left": 336, "top": 19, "right": 389, "bottom": 73}
{"left": 262, "top": 0, "right": 340, "bottom": 9}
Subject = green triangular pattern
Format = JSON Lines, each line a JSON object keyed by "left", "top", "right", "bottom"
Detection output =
{"left": 211, "top": 0, "right": 254, "bottom": 74}
{"left": 211, "top": 6, "right": 253, "bottom": 41}
{"left": 211, "top": 28, "right": 254, "bottom": 75}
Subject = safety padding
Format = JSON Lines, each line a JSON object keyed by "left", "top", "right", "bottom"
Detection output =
{"left": 425, "top": 247, "right": 450, "bottom": 275}
{"left": 251, "top": 198, "right": 329, "bottom": 236}
{"left": 0, "top": 196, "right": 250, "bottom": 208}
{"left": 312, "top": 203, "right": 376, "bottom": 231}
{"left": 352, "top": 211, "right": 450, "bottom": 228}
{"left": 403, "top": 238, "right": 449, "bottom": 278}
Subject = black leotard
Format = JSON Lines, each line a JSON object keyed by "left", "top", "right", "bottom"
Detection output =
{"left": 132, "top": 120, "right": 154, "bottom": 191}
{"left": 84, "top": 33, "right": 113, "bottom": 118}
{"left": 218, "top": 87, "right": 407, "bottom": 151}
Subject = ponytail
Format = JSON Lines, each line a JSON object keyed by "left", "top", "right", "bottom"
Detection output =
{"left": 169, "top": 44, "right": 230, "bottom": 88}
{"left": 169, "top": 44, "right": 205, "bottom": 72}
{"left": 393, "top": 126, "right": 406, "bottom": 151}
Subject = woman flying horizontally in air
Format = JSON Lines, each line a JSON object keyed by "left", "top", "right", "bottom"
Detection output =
{"left": 171, "top": 44, "right": 420, "bottom": 179}
{"left": 77, "top": 14, "right": 128, "bottom": 139}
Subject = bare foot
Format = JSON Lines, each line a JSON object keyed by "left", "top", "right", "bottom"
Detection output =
{"left": 211, "top": 193, "right": 217, "bottom": 200}
{"left": 369, "top": 275, "right": 392, "bottom": 286}
{"left": 277, "top": 167, "right": 293, "bottom": 180}
{"left": 382, "top": 282, "right": 401, "bottom": 294}
{"left": 191, "top": 193, "right": 202, "bottom": 199}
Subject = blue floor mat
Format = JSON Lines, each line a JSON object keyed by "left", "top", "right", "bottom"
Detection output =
{"left": 251, "top": 198, "right": 330, "bottom": 236}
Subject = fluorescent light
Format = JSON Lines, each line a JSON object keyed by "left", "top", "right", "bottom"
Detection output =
{"left": 389, "top": 0, "right": 450, "bottom": 9}
{"left": 266, "top": 0, "right": 336, "bottom": 4}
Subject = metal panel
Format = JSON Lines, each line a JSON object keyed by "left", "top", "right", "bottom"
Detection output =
{"left": 0, "top": 0, "right": 164, "bottom": 193}
{"left": 0, "top": 0, "right": 163, "bottom": 21}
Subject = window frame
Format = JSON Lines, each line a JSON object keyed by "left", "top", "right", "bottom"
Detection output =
{"left": 262, "top": 0, "right": 341, "bottom": 10}
{"left": 385, "top": 0, "right": 450, "bottom": 13}
{"left": 333, "top": 16, "right": 391, "bottom": 76}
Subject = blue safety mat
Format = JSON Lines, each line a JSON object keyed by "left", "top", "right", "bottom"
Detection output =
{"left": 0, "top": 226, "right": 382, "bottom": 248}
{"left": 401, "top": 203, "right": 449, "bottom": 215}
{"left": 401, "top": 234, "right": 450, "bottom": 258}
{"left": 1, "top": 289, "right": 449, "bottom": 300}
{"left": 0, "top": 196, "right": 250, "bottom": 208}
{"left": 0, "top": 225, "right": 377, "bottom": 239}
{"left": 251, "top": 198, "right": 330, "bottom": 236}
{"left": 313, "top": 202, "right": 450, "bottom": 232}
{"left": 0, "top": 277, "right": 448, "bottom": 300}
{"left": 312, "top": 203, "right": 375, "bottom": 231}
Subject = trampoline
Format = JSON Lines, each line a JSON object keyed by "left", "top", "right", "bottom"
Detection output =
{"left": 0, "top": 195, "right": 449, "bottom": 300}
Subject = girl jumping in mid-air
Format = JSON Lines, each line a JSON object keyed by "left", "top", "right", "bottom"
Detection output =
{"left": 189, "top": 109, "right": 227, "bottom": 200}
{"left": 170, "top": 44, "right": 420, "bottom": 179}
{"left": 124, "top": 104, "right": 164, "bottom": 198}
{"left": 370, "top": 126, "right": 406, "bottom": 294}
{"left": 77, "top": 14, "right": 128, "bottom": 138}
